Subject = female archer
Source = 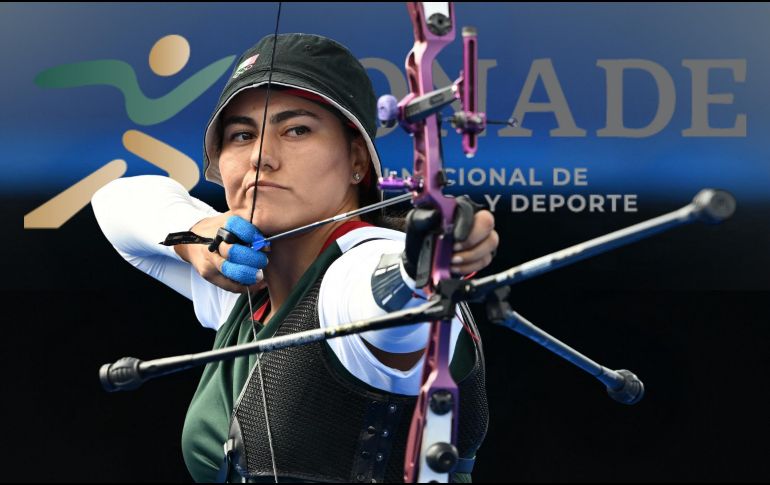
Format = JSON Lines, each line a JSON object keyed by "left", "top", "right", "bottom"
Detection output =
{"left": 93, "top": 33, "right": 498, "bottom": 482}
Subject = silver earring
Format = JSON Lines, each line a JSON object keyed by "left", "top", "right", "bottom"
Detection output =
{"left": 353, "top": 172, "right": 361, "bottom": 182}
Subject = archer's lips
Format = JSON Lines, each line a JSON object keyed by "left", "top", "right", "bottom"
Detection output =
{"left": 247, "top": 181, "right": 289, "bottom": 191}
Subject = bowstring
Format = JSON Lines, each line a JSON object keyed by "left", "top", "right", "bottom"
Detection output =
{"left": 245, "top": 2, "right": 282, "bottom": 482}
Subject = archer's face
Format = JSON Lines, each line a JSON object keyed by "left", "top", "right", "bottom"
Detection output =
{"left": 218, "top": 89, "right": 367, "bottom": 237}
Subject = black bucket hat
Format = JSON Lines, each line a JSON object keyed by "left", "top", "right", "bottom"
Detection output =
{"left": 203, "top": 33, "right": 383, "bottom": 200}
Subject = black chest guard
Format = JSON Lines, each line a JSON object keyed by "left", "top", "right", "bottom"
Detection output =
{"left": 225, "top": 276, "right": 488, "bottom": 483}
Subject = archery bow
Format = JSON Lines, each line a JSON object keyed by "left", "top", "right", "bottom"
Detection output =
{"left": 379, "top": 3, "right": 460, "bottom": 482}
{"left": 375, "top": 3, "right": 489, "bottom": 481}
{"left": 99, "top": 3, "right": 737, "bottom": 484}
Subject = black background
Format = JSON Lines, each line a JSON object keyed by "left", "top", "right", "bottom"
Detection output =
{"left": 7, "top": 194, "right": 770, "bottom": 482}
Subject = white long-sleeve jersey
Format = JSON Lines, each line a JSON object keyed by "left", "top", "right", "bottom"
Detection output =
{"left": 91, "top": 176, "right": 462, "bottom": 395}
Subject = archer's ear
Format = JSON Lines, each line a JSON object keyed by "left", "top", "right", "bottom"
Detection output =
{"left": 350, "top": 135, "right": 371, "bottom": 176}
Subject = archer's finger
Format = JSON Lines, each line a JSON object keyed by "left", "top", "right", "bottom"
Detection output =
{"left": 209, "top": 249, "right": 258, "bottom": 287}
{"left": 451, "top": 231, "right": 498, "bottom": 273}
{"left": 453, "top": 210, "right": 495, "bottom": 251}
{"left": 451, "top": 251, "right": 493, "bottom": 276}
{"left": 221, "top": 261, "right": 263, "bottom": 285}
{"left": 452, "top": 229, "right": 499, "bottom": 262}
{"left": 224, "top": 215, "right": 263, "bottom": 245}
{"left": 219, "top": 242, "right": 268, "bottom": 268}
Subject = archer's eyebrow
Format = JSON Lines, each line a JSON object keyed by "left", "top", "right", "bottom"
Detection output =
{"left": 221, "top": 115, "right": 257, "bottom": 130}
{"left": 270, "top": 109, "right": 321, "bottom": 124}
{"left": 222, "top": 109, "right": 321, "bottom": 131}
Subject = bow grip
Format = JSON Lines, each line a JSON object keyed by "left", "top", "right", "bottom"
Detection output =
{"left": 402, "top": 206, "right": 441, "bottom": 286}
{"left": 452, "top": 195, "right": 483, "bottom": 243}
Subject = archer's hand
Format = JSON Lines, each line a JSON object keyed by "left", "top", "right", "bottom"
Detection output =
{"left": 451, "top": 209, "right": 498, "bottom": 275}
{"left": 174, "top": 214, "right": 268, "bottom": 293}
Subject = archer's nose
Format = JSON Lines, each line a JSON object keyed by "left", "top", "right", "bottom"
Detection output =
{"left": 250, "top": 136, "right": 278, "bottom": 172}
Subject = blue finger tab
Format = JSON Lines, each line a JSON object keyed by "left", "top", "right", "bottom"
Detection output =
{"left": 222, "top": 261, "right": 260, "bottom": 285}
{"left": 224, "top": 216, "right": 264, "bottom": 245}
{"left": 228, "top": 245, "right": 268, "bottom": 268}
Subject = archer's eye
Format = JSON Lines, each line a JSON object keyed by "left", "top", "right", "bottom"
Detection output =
{"left": 285, "top": 125, "right": 311, "bottom": 137}
{"left": 229, "top": 132, "right": 255, "bottom": 143}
